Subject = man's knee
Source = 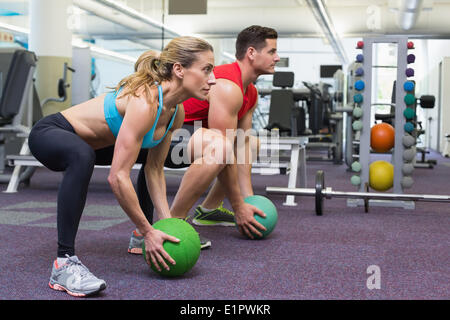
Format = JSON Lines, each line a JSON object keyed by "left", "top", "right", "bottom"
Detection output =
{"left": 190, "top": 128, "right": 234, "bottom": 165}
{"left": 205, "top": 133, "right": 234, "bottom": 166}
{"left": 249, "top": 135, "right": 260, "bottom": 154}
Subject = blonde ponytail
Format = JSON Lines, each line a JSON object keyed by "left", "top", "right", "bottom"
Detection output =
{"left": 114, "top": 36, "right": 213, "bottom": 99}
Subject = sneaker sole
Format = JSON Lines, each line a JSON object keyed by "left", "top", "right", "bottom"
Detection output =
{"left": 192, "top": 219, "right": 235, "bottom": 227}
{"left": 201, "top": 240, "right": 212, "bottom": 250}
{"left": 128, "top": 248, "right": 143, "bottom": 255}
{"left": 49, "top": 281, "right": 106, "bottom": 297}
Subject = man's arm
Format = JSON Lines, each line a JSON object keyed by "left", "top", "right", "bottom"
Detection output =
{"left": 236, "top": 95, "right": 258, "bottom": 198}
{"left": 207, "top": 79, "right": 242, "bottom": 135}
{"left": 207, "top": 80, "right": 266, "bottom": 238}
{"left": 207, "top": 79, "right": 243, "bottom": 208}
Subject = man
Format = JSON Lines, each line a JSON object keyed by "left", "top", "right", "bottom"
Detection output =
{"left": 129, "top": 25, "right": 280, "bottom": 252}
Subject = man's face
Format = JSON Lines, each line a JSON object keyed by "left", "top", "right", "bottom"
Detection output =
{"left": 252, "top": 38, "right": 280, "bottom": 75}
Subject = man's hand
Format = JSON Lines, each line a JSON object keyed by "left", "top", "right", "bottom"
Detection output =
{"left": 234, "top": 203, "right": 267, "bottom": 239}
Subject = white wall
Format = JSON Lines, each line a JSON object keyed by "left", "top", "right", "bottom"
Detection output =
{"left": 257, "top": 37, "right": 358, "bottom": 88}
{"left": 92, "top": 57, "right": 133, "bottom": 96}
{"left": 414, "top": 39, "right": 450, "bottom": 152}
{"left": 439, "top": 57, "right": 450, "bottom": 154}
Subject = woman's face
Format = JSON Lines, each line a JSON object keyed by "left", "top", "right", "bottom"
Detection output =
{"left": 182, "top": 50, "right": 216, "bottom": 100}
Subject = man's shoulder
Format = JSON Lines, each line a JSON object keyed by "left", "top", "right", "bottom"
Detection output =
{"left": 213, "top": 62, "right": 240, "bottom": 84}
{"left": 213, "top": 62, "right": 236, "bottom": 73}
{"left": 210, "top": 79, "right": 243, "bottom": 111}
{"left": 213, "top": 79, "right": 243, "bottom": 102}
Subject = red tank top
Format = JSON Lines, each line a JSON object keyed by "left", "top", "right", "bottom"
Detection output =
{"left": 183, "top": 62, "right": 258, "bottom": 128}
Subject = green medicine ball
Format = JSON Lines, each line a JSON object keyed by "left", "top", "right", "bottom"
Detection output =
{"left": 403, "top": 108, "right": 415, "bottom": 120}
{"left": 143, "top": 218, "right": 201, "bottom": 277}
{"left": 404, "top": 94, "right": 416, "bottom": 106}
{"left": 351, "top": 175, "right": 361, "bottom": 186}
{"left": 241, "top": 195, "right": 278, "bottom": 239}
{"left": 353, "top": 107, "right": 363, "bottom": 119}
{"left": 351, "top": 161, "right": 362, "bottom": 172}
{"left": 352, "top": 120, "right": 363, "bottom": 131}
{"left": 353, "top": 94, "right": 363, "bottom": 104}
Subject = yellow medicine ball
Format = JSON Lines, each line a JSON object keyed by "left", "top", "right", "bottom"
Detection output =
{"left": 369, "top": 160, "right": 394, "bottom": 191}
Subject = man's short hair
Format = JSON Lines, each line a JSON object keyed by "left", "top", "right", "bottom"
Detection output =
{"left": 235, "top": 25, "right": 278, "bottom": 60}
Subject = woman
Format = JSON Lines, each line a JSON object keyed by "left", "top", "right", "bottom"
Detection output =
{"left": 28, "top": 36, "right": 215, "bottom": 297}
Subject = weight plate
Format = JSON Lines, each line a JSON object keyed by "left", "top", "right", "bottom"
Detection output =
{"left": 316, "top": 170, "right": 325, "bottom": 216}
{"left": 364, "top": 183, "right": 370, "bottom": 213}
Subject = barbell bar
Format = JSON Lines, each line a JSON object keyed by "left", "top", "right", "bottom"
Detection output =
{"left": 266, "top": 170, "right": 450, "bottom": 215}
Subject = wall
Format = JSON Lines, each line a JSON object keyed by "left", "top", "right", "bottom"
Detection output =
{"left": 92, "top": 58, "right": 133, "bottom": 96}
{"left": 414, "top": 39, "right": 450, "bottom": 152}
{"left": 256, "top": 37, "right": 357, "bottom": 88}
{"left": 439, "top": 57, "right": 450, "bottom": 153}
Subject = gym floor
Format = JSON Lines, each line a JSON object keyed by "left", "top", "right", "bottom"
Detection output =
{"left": 0, "top": 151, "right": 449, "bottom": 300}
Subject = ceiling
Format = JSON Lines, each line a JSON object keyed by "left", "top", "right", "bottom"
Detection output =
{"left": 1, "top": 0, "right": 450, "bottom": 58}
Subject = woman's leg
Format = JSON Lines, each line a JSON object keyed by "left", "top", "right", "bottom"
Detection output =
{"left": 29, "top": 115, "right": 95, "bottom": 257}
{"left": 29, "top": 114, "right": 107, "bottom": 297}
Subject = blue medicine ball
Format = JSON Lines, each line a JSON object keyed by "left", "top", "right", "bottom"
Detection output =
{"left": 355, "top": 80, "right": 365, "bottom": 91}
{"left": 404, "top": 122, "right": 415, "bottom": 133}
{"left": 353, "top": 94, "right": 363, "bottom": 103}
{"left": 404, "top": 81, "right": 415, "bottom": 92}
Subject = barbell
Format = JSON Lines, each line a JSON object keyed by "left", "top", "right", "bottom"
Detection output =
{"left": 266, "top": 170, "right": 450, "bottom": 215}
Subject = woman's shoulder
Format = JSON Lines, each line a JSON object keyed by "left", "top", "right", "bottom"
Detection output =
{"left": 121, "top": 85, "right": 158, "bottom": 107}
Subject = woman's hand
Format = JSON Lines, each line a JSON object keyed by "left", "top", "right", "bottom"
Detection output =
{"left": 142, "top": 228, "right": 180, "bottom": 271}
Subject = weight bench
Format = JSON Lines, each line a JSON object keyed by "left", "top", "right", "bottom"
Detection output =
{"left": 4, "top": 135, "right": 307, "bottom": 206}
{"left": 443, "top": 134, "right": 450, "bottom": 158}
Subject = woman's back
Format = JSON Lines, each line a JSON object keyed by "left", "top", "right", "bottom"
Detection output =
{"left": 61, "top": 93, "right": 115, "bottom": 149}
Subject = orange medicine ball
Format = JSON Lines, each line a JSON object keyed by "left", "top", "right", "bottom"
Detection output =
{"left": 371, "top": 123, "right": 395, "bottom": 153}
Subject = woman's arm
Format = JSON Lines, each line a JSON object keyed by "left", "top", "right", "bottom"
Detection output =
{"left": 108, "top": 93, "right": 155, "bottom": 234}
{"left": 145, "top": 104, "right": 185, "bottom": 220}
{"left": 107, "top": 92, "right": 179, "bottom": 271}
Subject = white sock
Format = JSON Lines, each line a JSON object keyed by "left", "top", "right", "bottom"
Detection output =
{"left": 199, "top": 205, "right": 216, "bottom": 212}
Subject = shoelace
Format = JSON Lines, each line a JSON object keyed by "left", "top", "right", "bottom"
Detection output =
{"left": 218, "top": 202, "right": 234, "bottom": 216}
{"left": 65, "top": 254, "right": 94, "bottom": 279}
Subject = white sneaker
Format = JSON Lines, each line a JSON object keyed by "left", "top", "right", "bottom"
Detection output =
{"left": 48, "top": 255, "right": 106, "bottom": 297}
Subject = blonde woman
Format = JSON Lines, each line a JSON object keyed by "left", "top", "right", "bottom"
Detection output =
{"left": 28, "top": 37, "right": 215, "bottom": 297}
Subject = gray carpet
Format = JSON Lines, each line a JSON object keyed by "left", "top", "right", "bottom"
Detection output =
{"left": 0, "top": 151, "right": 449, "bottom": 300}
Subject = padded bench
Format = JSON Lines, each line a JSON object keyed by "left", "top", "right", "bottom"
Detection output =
{"left": 4, "top": 136, "right": 308, "bottom": 206}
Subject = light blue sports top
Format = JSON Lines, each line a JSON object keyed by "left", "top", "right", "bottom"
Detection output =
{"left": 104, "top": 85, "right": 178, "bottom": 149}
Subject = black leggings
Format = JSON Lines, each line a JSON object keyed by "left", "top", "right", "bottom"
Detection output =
{"left": 28, "top": 112, "right": 153, "bottom": 257}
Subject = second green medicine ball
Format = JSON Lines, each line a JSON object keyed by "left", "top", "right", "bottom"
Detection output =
{"left": 239, "top": 195, "right": 278, "bottom": 239}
